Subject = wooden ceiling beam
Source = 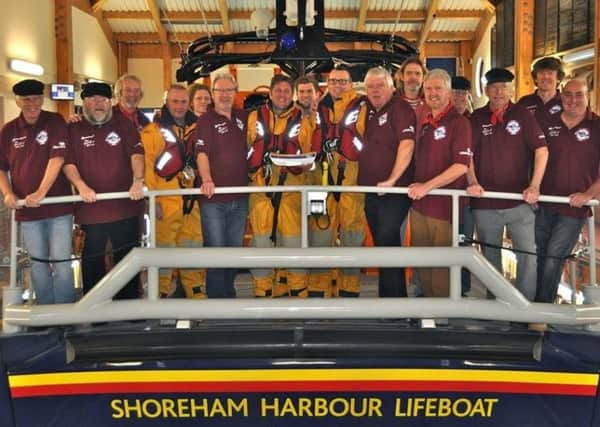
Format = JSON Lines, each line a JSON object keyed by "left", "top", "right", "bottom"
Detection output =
{"left": 103, "top": 8, "right": 484, "bottom": 22}
{"left": 218, "top": 0, "right": 231, "bottom": 34}
{"left": 146, "top": 0, "right": 171, "bottom": 88}
{"left": 418, "top": 0, "right": 441, "bottom": 48}
{"left": 472, "top": 7, "right": 495, "bottom": 55}
{"left": 357, "top": 0, "right": 369, "bottom": 32}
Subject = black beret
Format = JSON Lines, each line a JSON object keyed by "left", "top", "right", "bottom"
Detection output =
{"left": 13, "top": 79, "right": 44, "bottom": 96}
{"left": 532, "top": 56, "right": 563, "bottom": 72}
{"left": 485, "top": 68, "right": 514, "bottom": 85}
{"left": 81, "top": 82, "right": 112, "bottom": 99}
{"left": 451, "top": 76, "right": 471, "bottom": 91}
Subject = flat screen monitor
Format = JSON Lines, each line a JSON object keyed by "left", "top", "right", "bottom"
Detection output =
{"left": 50, "top": 83, "right": 75, "bottom": 101}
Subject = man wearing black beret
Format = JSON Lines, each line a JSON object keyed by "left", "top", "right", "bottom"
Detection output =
{"left": 0, "top": 79, "right": 75, "bottom": 304}
{"left": 451, "top": 76, "right": 472, "bottom": 117}
{"left": 518, "top": 56, "right": 564, "bottom": 128}
{"left": 467, "top": 68, "right": 549, "bottom": 302}
{"left": 63, "top": 82, "right": 145, "bottom": 300}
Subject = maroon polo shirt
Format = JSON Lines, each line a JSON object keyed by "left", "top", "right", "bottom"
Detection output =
{"left": 66, "top": 114, "right": 144, "bottom": 224}
{"left": 358, "top": 95, "right": 416, "bottom": 187}
{"left": 517, "top": 91, "right": 562, "bottom": 129}
{"left": 412, "top": 105, "right": 472, "bottom": 221}
{"left": 193, "top": 108, "right": 249, "bottom": 203}
{"left": 0, "top": 110, "right": 73, "bottom": 221}
{"left": 470, "top": 102, "right": 547, "bottom": 210}
{"left": 541, "top": 111, "right": 600, "bottom": 218}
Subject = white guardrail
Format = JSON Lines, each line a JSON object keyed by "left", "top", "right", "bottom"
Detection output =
{"left": 2, "top": 186, "right": 600, "bottom": 333}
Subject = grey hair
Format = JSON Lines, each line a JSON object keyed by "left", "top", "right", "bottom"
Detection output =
{"left": 212, "top": 73, "right": 238, "bottom": 91}
{"left": 364, "top": 66, "right": 394, "bottom": 88}
{"left": 423, "top": 69, "right": 452, "bottom": 90}
{"left": 114, "top": 74, "right": 143, "bottom": 98}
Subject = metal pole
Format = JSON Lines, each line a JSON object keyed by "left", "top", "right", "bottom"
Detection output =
{"left": 9, "top": 210, "right": 17, "bottom": 289}
{"left": 449, "top": 194, "right": 461, "bottom": 299}
{"left": 147, "top": 193, "right": 159, "bottom": 300}
{"left": 588, "top": 214, "right": 597, "bottom": 286}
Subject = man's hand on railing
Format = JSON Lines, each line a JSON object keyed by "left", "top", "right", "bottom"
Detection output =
{"left": 376, "top": 179, "right": 395, "bottom": 196}
{"left": 569, "top": 191, "right": 594, "bottom": 208}
{"left": 522, "top": 185, "right": 540, "bottom": 205}
{"left": 466, "top": 184, "right": 484, "bottom": 197}
{"left": 78, "top": 185, "right": 97, "bottom": 203}
{"left": 3, "top": 192, "right": 19, "bottom": 209}
{"left": 201, "top": 180, "right": 215, "bottom": 199}
{"left": 24, "top": 190, "right": 46, "bottom": 207}
{"left": 407, "top": 182, "right": 432, "bottom": 200}
{"left": 129, "top": 180, "right": 145, "bottom": 201}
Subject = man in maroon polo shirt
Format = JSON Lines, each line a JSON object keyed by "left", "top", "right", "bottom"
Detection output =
{"left": 535, "top": 79, "right": 600, "bottom": 303}
{"left": 517, "top": 57, "right": 564, "bottom": 129}
{"left": 0, "top": 79, "right": 75, "bottom": 304}
{"left": 194, "top": 73, "right": 249, "bottom": 298}
{"left": 408, "top": 69, "right": 472, "bottom": 298}
{"left": 63, "top": 82, "right": 145, "bottom": 299}
{"left": 467, "top": 68, "right": 548, "bottom": 301}
{"left": 394, "top": 57, "right": 426, "bottom": 111}
{"left": 358, "top": 67, "right": 415, "bottom": 297}
{"left": 112, "top": 74, "right": 150, "bottom": 132}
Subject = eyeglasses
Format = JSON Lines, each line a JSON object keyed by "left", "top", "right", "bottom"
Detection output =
{"left": 213, "top": 88, "right": 236, "bottom": 94}
{"left": 328, "top": 78, "right": 350, "bottom": 85}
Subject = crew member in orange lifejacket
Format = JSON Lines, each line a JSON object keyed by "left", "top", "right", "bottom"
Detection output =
{"left": 247, "top": 74, "right": 313, "bottom": 298}
{"left": 308, "top": 64, "right": 367, "bottom": 297}
{"left": 141, "top": 85, "right": 205, "bottom": 298}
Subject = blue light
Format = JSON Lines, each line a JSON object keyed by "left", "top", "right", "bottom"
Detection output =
{"left": 280, "top": 32, "right": 297, "bottom": 52}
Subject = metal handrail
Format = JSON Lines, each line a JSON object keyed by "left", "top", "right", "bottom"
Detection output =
{"left": 2, "top": 186, "right": 599, "bottom": 332}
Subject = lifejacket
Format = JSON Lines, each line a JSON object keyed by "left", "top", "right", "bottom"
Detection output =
{"left": 153, "top": 106, "right": 197, "bottom": 181}
{"left": 247, "top": 104, "right": 304, "bottom": 175}
{"left": 311, "top": 96, "right": 365, "bottom": 162}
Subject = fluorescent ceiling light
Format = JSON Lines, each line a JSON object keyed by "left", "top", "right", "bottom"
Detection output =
{"left": 563, "top": 48, "right": 594, "bottom": 64}
{"left": 9, "top": 59, "right": 44, "bottom": 76}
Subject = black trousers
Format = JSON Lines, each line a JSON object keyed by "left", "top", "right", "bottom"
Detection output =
{"left": 81, "top": 216, "right": 141, "bottom": 299}
{"left": 364, "top": 193, "right": 411, "bottom": 297}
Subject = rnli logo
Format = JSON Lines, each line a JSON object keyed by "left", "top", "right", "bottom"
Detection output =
{"left": 433, "top": 126, "right": 447, "bottom": 141}
{"left": 549, "top": 104, "right": 562, "bottom": 115}
{"left": 105, "top": 132, "right": 121, "bottom": 146}
{"left": 236, "top": 118, "right": 244, "bottom": 131}
{"left": 35, "top": 130, "right": 48, "bottom": 145}
{"left": 575, "top": 128, "right": 590, "bottom": 142}
{"left": 378, "top": 113, "right": 388, "bottom": 126}
{"left": 505, "top": 120, "right": 521, "bottom": 135}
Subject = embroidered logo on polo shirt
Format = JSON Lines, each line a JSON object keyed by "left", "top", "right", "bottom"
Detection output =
{"left": 236, "top": 117, "right": 244, "bottom": 131}
{"left": 549, "top": 105, "right": 562, "bottom": 115}
{"left": 575, "top": 128, "right": 590, "bottom": 142}
{"left": 81, "top": 135, "right": 95, "bottom": 147}
{"left": 11, "top": 136, "right": 26, "bottom": 149}
{"left": 196, "top": 139, "right": 205, "bottom": 147}
{"left": 505, "top": 120, "right": 521, "bottom": 135}
{"left": 52, "top": 141, "right": 66, "bottom": 150}
{"left": 378, "top": 113, "right": 388, "bottom": 126}
{"left": 548, "top": 126, "right": 561, "bottom": 137}
{"left": 433, "top": 126, "right": 446, "bottom": 140}
{"left": 105, "top": 132, "right": 121, "bottom": 146}
{"left": 215, "top": 122, "right": 229, "bottom": 135}
{"left": 459, "top": 147, "right": 473, "bottom": 157}
{"left": 35, "top": 130, "right": 48, "bottom": 145}
{"left": 481, "top": 124, "right": 493, "bottom": 136}
{"left": 402, "top": 125, "right": 415, "bottom": 134}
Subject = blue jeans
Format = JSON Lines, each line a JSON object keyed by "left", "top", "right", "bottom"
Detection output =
{"left": 200, "top": 197, "right": 249, "bottom": 298}
{"left": 20, "top": 214, "right": 75, "bottom": 304}
{"left": 473, "top": 204, "right": 537, "bottom": 301}
{"left": 535, "top": 206, "right": 585, "bottom": 303}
